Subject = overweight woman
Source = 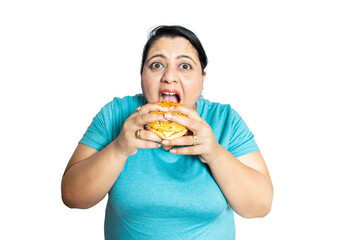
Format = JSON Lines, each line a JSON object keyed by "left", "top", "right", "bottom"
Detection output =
{"left": 61, "top": 25, "right": 273, "bottom": 239}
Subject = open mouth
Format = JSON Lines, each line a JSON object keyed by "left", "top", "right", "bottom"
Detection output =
{"left": 159, "top": 89, "right": 181, "bottom": 103}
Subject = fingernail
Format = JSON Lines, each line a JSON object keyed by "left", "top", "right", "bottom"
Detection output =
{"left": 162, "top": 140, "right": 169, "bottom": 145}
{"left": 164, "top": 113, "right": 172, "bottom": 119}
{"left": 169, "top": 106, "right": 175, "bottom": 111}
{"left": 170, "top": 149, "right": 176, "bottom": 154}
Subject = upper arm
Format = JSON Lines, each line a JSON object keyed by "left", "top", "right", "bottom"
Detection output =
{"left": 63, "top": 143, "right": 99, "bottom": 176}
{"left": 237, "top": 151, "right": 273, "bottom": 188}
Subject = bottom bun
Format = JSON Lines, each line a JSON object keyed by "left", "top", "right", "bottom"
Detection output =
{"left": 146, "top": 124, "right": 188, "bottom": 151}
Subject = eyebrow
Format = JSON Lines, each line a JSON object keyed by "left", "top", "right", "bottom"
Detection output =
{"left": 145, "top": 54, "right": 198, "bottom": 65}
{"left": 176, "top": 55, "right": 197, "bottom": 65}
{"left": 145, "top": 54, "right": 166, "bottom": 65}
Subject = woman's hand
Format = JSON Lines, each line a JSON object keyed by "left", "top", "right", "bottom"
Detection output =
{"left": 161, "top": 105, "right": 222, "bottom": 164}
{"left": 114, "top": 103, "right": 169, "bottom": 157}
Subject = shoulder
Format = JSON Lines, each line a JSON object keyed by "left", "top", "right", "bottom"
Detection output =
{"left": 83, "top": 94, "right": 146, "bottom": 146}
{"left": 102, "top": 94, "right": 146, "bottom": 114}
{"left": 94, "top": 94, "right": 146, "bottom": 126}
{"left": 111, "top": 94, "right": 146, "bottom": 109}
{"left": 197, "top": 97, "right": 239, "bottom": 120}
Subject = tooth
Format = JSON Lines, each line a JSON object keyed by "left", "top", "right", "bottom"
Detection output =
{"left": 162, "top": 92, "right": 177, "bottom": 95}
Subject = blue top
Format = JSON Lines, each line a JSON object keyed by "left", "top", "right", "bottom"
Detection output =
{"left": 80, "top": 94, "right": 259, "bottom": 240}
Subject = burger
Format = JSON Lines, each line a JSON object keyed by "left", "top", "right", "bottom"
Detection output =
{"left": 145, "top": 101, "right": 188, "bottom": 150}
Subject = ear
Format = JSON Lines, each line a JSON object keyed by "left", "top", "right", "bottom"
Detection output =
{"left": 201, "top": 71, "right": 206, "bottom": 90}
{"left": 203, "top": 71, "right": 206, "bottom": 82}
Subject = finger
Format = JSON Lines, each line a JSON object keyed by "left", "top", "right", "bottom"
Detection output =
{"left": 137, "top": 140, "right": 162, "bottom": 149}
{"left": 137, "top": 129, "right": 162, "bottom": 142}
{"left": 138, "top": 103, "right": 169, "bottom": 114}
{"left": 129, "top": 103, "right": 168, "bottom": 119}
{"left": 162, "top": 135, "right": 196, "bottom": 146}
{"left": 169, "top": 146, "right": 199, "bottom": 155}
{"left": 128, "top": 111, "right": 143, "bottom": 120}
{"left": 171, "top": 105, "right": 202, "bottom": 121}
{"left": 134, "top": 112, "right": 168, "bottom": 126}
{"left": 163, "top": 112, "right": 201, "bottom": 133}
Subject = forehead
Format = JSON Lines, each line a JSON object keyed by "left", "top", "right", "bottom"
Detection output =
{"left": 147, "top": 37, "right": 199, "bottom": 61}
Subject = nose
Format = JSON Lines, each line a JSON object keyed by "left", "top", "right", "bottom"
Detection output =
{"left": 160, "top": 66, "right": 179, "bottom": 84}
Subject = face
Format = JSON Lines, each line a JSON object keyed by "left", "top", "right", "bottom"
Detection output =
{"left": 141, "top": 37, "right": 206, "bottom": 110}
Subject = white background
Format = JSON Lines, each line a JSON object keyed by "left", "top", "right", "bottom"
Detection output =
{"left": 1, "top": 0, "right": 359, "bottom": 239}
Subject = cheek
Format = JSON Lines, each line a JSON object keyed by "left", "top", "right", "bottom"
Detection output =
{"left": 141, "top": 76, "right": 159, "bottom": 100}
{"left": 141, "top": 76, "right": 149, "bottom": 90}
{"left": 142, "top": 71, "right": 158, "bottom": 87}
{"left": 182, "top": 77, "right": 204, "bottom": 105}
{"left": 184, "top": 75, "right": 203, "bottom": 92}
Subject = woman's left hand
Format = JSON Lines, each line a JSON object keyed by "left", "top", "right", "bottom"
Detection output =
{"left": 162, "top": 105, "right": 222, "bottom": 164}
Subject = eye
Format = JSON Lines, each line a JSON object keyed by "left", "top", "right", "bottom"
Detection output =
{"left": 150, "top": 62, "right": 164, "bottom": 70}
{"left": 179, "top": 63, "right": 192, "bottom": 70}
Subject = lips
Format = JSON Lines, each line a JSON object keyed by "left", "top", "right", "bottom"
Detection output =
{"left": 159, "top": 89, "right": 181, "bottom": 103}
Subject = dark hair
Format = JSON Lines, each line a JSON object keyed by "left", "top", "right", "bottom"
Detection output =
{"left": 140, "top": 25, "right": 208, "bottom": 75}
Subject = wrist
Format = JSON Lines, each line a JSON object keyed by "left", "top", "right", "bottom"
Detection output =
{"left": 112, "top": 140, "right": 133, "bottom": 160}
{"left": 200, "top": 143, "right": 224, "bottom": 165}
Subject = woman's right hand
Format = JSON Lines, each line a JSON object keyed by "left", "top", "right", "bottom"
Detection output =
{"left": 114, "top": 103, "right": 169, "bottom": 157}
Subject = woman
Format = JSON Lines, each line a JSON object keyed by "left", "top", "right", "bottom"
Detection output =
{"left": 62, "top": 25, "right": 273, "bottom": 239}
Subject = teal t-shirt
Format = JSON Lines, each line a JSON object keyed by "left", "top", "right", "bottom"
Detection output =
{"left": 80, "top": 94, "right": 259, "bottom": 239}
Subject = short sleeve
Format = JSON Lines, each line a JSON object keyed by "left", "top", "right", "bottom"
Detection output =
{"left": 79, "top": 102, "right": 113, "bottom": 151}
{"left": 228, "top": 109, "right": 260, "bottom": 157}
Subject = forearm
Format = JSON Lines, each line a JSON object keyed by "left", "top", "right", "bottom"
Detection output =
{"left": 61, "top": 141, "right": 127, "bottom": 209}
{"left": 207, "top": 146, "right": 273, "bottom": 218}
